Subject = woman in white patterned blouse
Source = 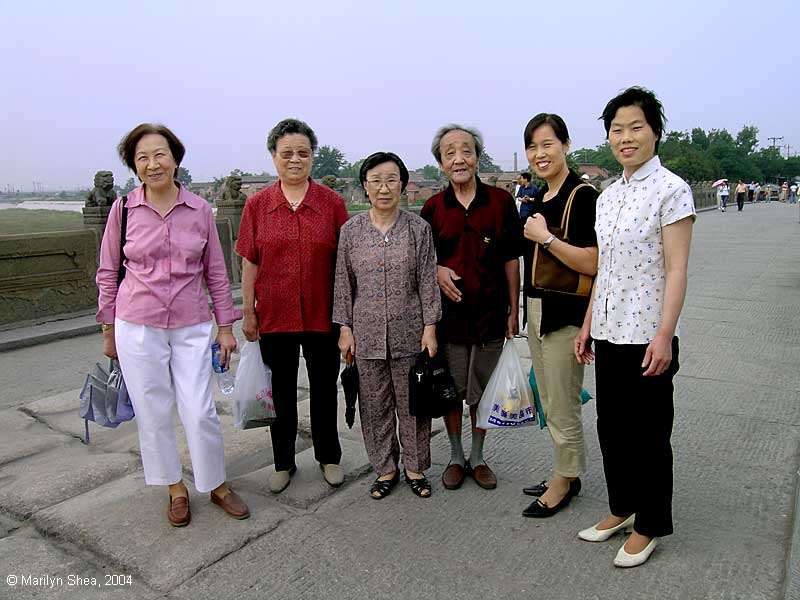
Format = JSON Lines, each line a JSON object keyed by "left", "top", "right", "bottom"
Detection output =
{"left": 574, "top": 87, "right": 696, "bottom": 569}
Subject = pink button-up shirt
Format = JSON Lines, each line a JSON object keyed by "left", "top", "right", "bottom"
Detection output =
{"left": 96, "top": 185, "right": 241, "bottom": 328}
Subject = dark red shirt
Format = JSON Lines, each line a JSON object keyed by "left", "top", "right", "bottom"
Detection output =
{"left": 236, "top": 179, "right": 349, "bottom": 333}
{"left": 421, "top": 178, "right": 522, "bottom": 344}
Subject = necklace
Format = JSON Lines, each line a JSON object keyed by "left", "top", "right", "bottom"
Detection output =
{"left": 288, "top": 199, "right": 302, "bottom": 211}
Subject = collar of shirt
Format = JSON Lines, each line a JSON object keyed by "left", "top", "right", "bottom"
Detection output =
{"left": 125, "top": 184, "right": 202, "bottom": 210}
{"left": 443, "top": 176, "right": 489, "bottom": 210}
{"left": 621, "top": 155, "right": 662, "bottom": 185}
{"left": 266, "top": 178, "right": 322, "bottom": 214}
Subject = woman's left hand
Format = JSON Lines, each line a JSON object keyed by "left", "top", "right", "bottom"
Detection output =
{"left": 642, "top": 333, "right": 672, "bottom": 376}
{"left": 524, "top": 213, "right": 549, "bottom": 243}
{"left": 216, "top": 327, "right": 237, "bottom": 369}
{"left": 421, "top": 325, "right": 437, "bottom": 357}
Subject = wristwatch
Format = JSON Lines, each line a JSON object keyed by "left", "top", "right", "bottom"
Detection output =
{"left": 541, "top": 234, "right": 556, "bottom": 250}
{"left": 100, "top": 323, "right": 114, "bottom": 333}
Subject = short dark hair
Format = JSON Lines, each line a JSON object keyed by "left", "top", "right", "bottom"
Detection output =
{"left": 523, "top": 113, "right": 570, "bottom": 149}
{"left": 118, "top": 123, "right": 186, "bottom": 172}
{"left": 267, "top": 118, "right": 318, "bottom": 154}
{"left": 359, "top": 152, "right": 410, "bottom": 192}
{"left": 519, "top": 172, "right": 532, "bottom": 183}
{"left": 600, "top": 86, "right": 666, "bottom": 152}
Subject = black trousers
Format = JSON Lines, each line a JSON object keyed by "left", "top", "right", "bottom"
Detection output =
{"left": 737, "top": 192, "right": 745, "bottom": 211}
{"left": 594, "top": 337, "right": 679, "bottom": 538}
{"left": 259, "top": 331, "right": 342, "bottom": 471}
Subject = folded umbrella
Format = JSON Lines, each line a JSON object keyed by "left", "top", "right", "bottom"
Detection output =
{"left": 340, "top": 352, "right": 359, "bottom": 429}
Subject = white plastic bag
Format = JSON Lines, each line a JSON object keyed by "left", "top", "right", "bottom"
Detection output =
{"left": 232, "top": 341, "right": 276, "bottom": 430}
{"left": 476, "top": 341, "right": 536, "bottom": 429}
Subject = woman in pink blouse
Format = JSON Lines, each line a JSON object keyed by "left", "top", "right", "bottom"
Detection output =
{"left": 96, "top": 123, "right": 249, "bottom": 527}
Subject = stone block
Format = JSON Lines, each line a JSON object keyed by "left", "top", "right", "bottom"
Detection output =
{"left": 0, "top": 409, "right": 72, "bottom": 467}
{"left": 32, "top": 472, "right": 290, "bottom": 593}
{"left": 0, "top": 444, "right": 139, "bottom": 519}
{"left": 0, "top": 527, "right": 160, "bottom": 599}
{"left": 0, "top": 230, "right": 98, "bottom": 326}
{"left": 233, "top": 438, "right": 372, "bottom": 509}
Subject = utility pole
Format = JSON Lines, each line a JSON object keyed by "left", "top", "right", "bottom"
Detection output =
{"left": 768, "top": 136, "right": 783, "bottom": 148}
{"left": 513, "top": 152, "right": 518, "bottom": 172}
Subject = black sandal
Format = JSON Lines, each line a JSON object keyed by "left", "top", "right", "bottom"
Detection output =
{"left": 404, "top": 471, "right": 432, "bottom": 498}
{"left": 370, "top": 471, "right": 399, "bottom": 500}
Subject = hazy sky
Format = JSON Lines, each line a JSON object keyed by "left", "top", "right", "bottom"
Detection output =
{"left": 1, "top": 0, "right": 798, "bottom": 191}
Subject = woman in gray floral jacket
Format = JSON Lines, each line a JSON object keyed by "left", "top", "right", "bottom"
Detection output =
{"left": 333, "top": 151, "right": 441, "bottom": 500}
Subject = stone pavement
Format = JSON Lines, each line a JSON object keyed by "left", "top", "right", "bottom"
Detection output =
{"left": 0, "top": 202, "right": 798, "bottom": 599}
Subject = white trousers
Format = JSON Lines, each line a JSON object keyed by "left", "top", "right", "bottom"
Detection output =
{"left": 115, "top": 318, "right": 226, "bottom": 493}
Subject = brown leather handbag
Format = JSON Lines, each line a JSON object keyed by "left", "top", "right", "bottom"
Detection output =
{"left": 531, "top": 183, "right": 594, "bottom": 296}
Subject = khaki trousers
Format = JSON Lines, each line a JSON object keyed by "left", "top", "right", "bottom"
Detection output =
{"left": 526, "top": 298, "right": 586, "bottom": 477}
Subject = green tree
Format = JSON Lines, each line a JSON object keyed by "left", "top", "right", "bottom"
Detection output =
{"left": 312, "top": 146, "right": 347, "bottom": 179}
{"left": 569, "top": 142, "right": 620, "bottom": 174}
{"left": 339, "top": 158, "right": 365, "bottom": 180}
{"left": 417, "top": 164, "right": 443, "bottom": 181}
{"left": 320, "top": 174, "right": 346, "bottom": 191}
{"left": 478, "top": 152, "right": 502, "bottom": 173}
{"left": 735, "top": 126, "right": 759, "bottom": 155}
{"left": 176, "top": 167, "right": 192, "bottom": 185}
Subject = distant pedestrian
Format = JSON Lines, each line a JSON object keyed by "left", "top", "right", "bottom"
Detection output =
{"left": 717, "top": 182, "right": 729, "bottom": 211}
{"left": 780, "top": 181, "right": 788, "bottom": 202}
{"left": 753, "top": 182, "right": 762, "bottom": 203}
{"left": 790, "top": 183, "right": 797, "bottom": 204}
{"left": 575, "top": 87, "right": 695, "bottom": 569}
{"left": 515, "top": 172, "right": 538, "bottom": 220}
{"left": 97, "top": 123, "right": 250, "bottom": 527}
{"left": 735, "top": 180, "right": 747, "bottom": 212}
{"left": 748, "top": 181, "right": 756, "bottom": 202}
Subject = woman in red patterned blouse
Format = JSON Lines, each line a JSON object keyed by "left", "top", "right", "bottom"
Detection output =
{"left": 236, "top": 119, "right": 349, "bottom": 494}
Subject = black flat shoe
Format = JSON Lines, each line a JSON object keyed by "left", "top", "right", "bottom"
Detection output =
{"left": 369, "top": 471, "right": 400, "bottom": 500}
{"left": 522, "top": 480, "right": 579, "bottom": 518}
{"left": 523, "top": 480, "right": 548, "bottom": 497}
{"left": 523, "top": 477, "right": 581, "bottom": 498}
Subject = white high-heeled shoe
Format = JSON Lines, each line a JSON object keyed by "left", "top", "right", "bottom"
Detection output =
{"left": 577, "top": 514, "right": 635, "bottom": 542}
{"left": 613, "top": 537, "right": 657, "bottom": 568}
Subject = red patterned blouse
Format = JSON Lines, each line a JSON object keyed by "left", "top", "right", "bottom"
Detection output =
{"left": 235, "top": 179, "right": 349, "bottom": 334}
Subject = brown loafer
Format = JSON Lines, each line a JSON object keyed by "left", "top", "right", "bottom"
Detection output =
{"left": 441, "top": 462, "right": 466, "bottom": 490}
{"left": 210, "top": 488, "right": 250, "bottom": 520}
{"left": 168, "top": 494, "right": 190, "bottom": 527}
{"left": 471, "top": 463, "right": 497, "bottom": 489}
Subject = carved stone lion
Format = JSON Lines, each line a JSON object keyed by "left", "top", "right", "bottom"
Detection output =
{"left": 85, "top": 171, "right": 116, "bottom": 207}
{"left": 219, "top": 174, "right": 247, "bottom": 204}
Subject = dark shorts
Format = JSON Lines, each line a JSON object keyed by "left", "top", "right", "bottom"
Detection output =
{"left": 442, "top": 339, "right": 504, "bottom": 406}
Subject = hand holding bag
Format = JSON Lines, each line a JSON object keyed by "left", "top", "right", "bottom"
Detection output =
{"left": 531, "top": 183, "right": 593, "bottom": 296}
{"left": 408, "top": 350, "right": 459, "bottom": 419}
{"left": 476, "top": 342, "right": 536, "bottom": 429}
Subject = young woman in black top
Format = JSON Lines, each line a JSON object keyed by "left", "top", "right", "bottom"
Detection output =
{"left": 520, "top": 113, "right": 599, "bottom": 518}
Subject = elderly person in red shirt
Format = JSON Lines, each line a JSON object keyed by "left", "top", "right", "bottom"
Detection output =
{"left": 421, "top": 124, "right": 523, "bottom": 491}
{"left": 97, "top": 123, "right": 249, "bottom": 527}
{"left": 237, "top": 118, "right": 349, "bottom": 494}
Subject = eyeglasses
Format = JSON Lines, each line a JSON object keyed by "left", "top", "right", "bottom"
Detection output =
{"left": 277, "top": 150, "right": 311, "bottom": 160}
{"left": 366, "top": 177, "right": 401, "bottom": 189}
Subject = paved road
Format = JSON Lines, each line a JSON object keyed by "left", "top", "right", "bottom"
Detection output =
{"left": 0, "top": 202, "right": 798, "bottom": 599}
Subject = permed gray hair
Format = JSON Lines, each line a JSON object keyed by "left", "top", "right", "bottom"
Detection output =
{"left": 430, "top": 124, "right": 484, "bottom": 165}
{"left": 267, "top": 118, "right": 319, "bottom": 154}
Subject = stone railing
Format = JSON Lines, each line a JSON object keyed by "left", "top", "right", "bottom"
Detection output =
{"left": 0, "top": 230, "right": 98, "bottom": 326}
